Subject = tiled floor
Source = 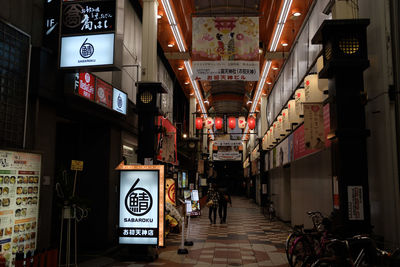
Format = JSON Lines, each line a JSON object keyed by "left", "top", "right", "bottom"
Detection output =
{"left": 81, "top": 196, "right": 291, "bottom": 267}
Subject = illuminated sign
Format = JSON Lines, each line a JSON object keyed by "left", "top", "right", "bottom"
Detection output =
{"left": 61, "top": 0, "right": 115, "bottom": 35}
{"left": 60, "top": 33, "right": 114, "bottom": 68}
{"left": 74, "top": 72, "right": 95, "bottom": 100}
{"left": 95, "top": 78, "right": 113, "bottom": 108}
{"left": 112, "top": 88, "right": 127, "bottom": 115}
{"left": 116, "top": 163, "right": 164, "bottom": 246}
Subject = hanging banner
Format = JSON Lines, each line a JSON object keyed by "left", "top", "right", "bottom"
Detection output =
{"left": 156, "top": 116, "right": 177, "bottom": 165}
{"left": 192, "top": 17, "right": 259, "bottom": 81}
{"left": 303, "top": 104, "right": 325, "bottom": 150}
{"left": 213, "top": 140, "right": 242, "bottom": 146}
{"left": 165, "top": 179, "right": 176, "bottom": 206}
{"left": 116, "top": 164, "right": 164, "bottom": 246}
{"left": 213, "top": 152, "right": 242, "bottom": 161}
{"left": 0, "top": 150, "right": 41, "bottom": 266}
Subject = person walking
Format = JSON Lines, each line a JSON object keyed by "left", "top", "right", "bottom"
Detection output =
{"left": 218, "top": 187, "right": 232, "bottom": 224}
{"left": 206, "top": 183, "right": 219, "bottom": 224}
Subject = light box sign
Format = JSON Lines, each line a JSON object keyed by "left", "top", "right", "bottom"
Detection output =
{"left": 60, "top": 33, "right": 114, "bottom": 68}
{"left": 95, "top": 78, "right": 113, "bottom": 108}
{"left": 116, "top": 163, "right": 164, "bottom": 246}
{"left": 113, "top": 88, "right": 127, "bottom": 115}
{"left": 74, "top": 72, "right": 95, "bottom": 100}
{"left": 61, "top": 0, "right": 115, "bottom": 35}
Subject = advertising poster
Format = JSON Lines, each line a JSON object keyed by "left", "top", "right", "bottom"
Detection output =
{"left": 183, "top": 190, "right": 201, "bottom": 216}
{"left": 165, "top": 179, "right": 176, "bottom": 206}
{"left": 95, "top": 78, "right": 113, "bottom": 108}
{"left": 156, "top": 117, "right": 177, "bottom": 165}
{"left": 117, "top": 164, "right": 164, "bottom": 246}
{"left": 192, "top": 17, "right": 259, "bottom": 81}
{"left": 293, "top": 125, "right": 319, "bottom": 161}
{"left": 0, "top": 150, "right": 41, "bottom": 266}
{"left": 75, "top": 72, "right": 95, "bottom": 100}
{"left": 304, "top": 104, "right": 325, "bottom": 150}
{"left": 348, "top": 186, "right": 364, "bottom": 220}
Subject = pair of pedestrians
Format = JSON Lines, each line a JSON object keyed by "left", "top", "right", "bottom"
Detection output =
{"left": 206, "top": 183, "right": 232, "bottom": 224}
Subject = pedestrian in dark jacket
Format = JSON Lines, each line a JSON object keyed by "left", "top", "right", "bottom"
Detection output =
{"left": 218, "top": 187, "right": 232, "bottom": 224}
{"left": 207, "top": 183, "right": 219, "bottom": 224}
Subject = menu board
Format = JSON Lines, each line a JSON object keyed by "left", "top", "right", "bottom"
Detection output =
{"left": 183, "top": 190, "right": 201, "bottom": 216}
{"left": 0, "top": 150, "right": 41, "bottom": 266}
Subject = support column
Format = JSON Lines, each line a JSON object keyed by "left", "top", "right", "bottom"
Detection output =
{"left": 332, "top": 0, "right": 359, "bottom": 19}
{"left": 261, "top": 96, "right": 268, "bottom": 135}
{"left": 189, "top": 97, "right": 196, "bottom": 138}
{"left": 141, "top": 0, "right": 158, "bottom": 82}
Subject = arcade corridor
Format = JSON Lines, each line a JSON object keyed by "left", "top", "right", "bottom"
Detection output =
{"left": 80, "top": 196, "right": 291, "bottom": 267}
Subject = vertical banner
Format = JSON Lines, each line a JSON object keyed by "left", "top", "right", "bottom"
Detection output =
{"left": 0, "top": 150, "right": 41, "bottom": 266}
{"left": 156, "top": 116, "right": 177, "bottom": 165}
{"left": 192, "top": 17, "right": 259, "bottom": 81}
{"left": 116, "top": 164, "right": 164, "bottom": 246}
{"left": 303, "top": 104, "right": 325, "bottom": 150}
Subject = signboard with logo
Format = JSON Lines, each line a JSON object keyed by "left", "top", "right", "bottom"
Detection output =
{"left": 116, "top": 163, "right": 164, "bottom": 246}
{"left": 165, "top": 179, "right": 176, "bottom": 206}
{"left": 192, "top": 17, "right": 259, "bottom": 81}
{"left": 0, "top": 150, "right": 41, "bottom": 266}
{"left": 74, "top": 72, "right": 95, "bottom": 100}
{"left": 60, "top": 33, "right": 115, "bottom": 68}
{"left": 112, "top": 88, "right": 127, "bottom": 115}
{"left": 61, "top": 0, "right": 115, "bottom": 35}
{"left": 95, "top": 78, "right": 113, "bottom": 108}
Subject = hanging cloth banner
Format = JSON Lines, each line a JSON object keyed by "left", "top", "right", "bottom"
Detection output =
{"left": 303, "top": 103, "right": 325, "bottom": 150}
{"left": 192, "top": 17, "right": 259, "bottom": 81}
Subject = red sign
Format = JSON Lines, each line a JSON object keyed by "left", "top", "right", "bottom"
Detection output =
{"left": 95, "top": 78, "right": 113, "bottom": 108}
{"left": 78, "top": 73, "right": 95, "bottom": 100}
{"left": 293, "top": 125, "right": 319, "bottom": 160}
{"left": 323, "top": 103, "right": 331, "bottom": 148}
{"left": 156, "top": 116, "right": 178, "bottom": 165}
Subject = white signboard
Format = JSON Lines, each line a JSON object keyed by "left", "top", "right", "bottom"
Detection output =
{"left": 113, "top": 88, "right": 127, "bottom": 115}
{"left": 60, "top": 33, "right": 115, "bottom": 68}
{"left": 193, "top": 61, "right": 259, "bottom": 81}
{"left": 213, "top": 140, "right": 243, "bottom": 146}
{"left": 213, "top": 151, "right": 242, "bottom": 161}
{"left": 0, "top": 150, "right": 41, "bottom": 266}
{"left": 348, "top": 186, "right": 364, "bottom": 220}
{"left": 119, "top": 169, "right": 161, "bottom": 245}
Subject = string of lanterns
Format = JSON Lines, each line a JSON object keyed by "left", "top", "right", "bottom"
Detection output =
{"left": 195, "top": 116, "right": 256, "bottom": 130}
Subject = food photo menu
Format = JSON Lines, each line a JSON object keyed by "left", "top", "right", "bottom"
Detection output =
{"left": 0, "top": 150, "right": 41, "bottom": 266}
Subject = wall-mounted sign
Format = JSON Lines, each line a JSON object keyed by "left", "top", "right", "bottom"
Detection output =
{"left": 95, "top": 78, "right": 113, "bottom": 108}
{"left": 0, "top": 150, "right": 41, "bottom": 266}
{"left": 112, "top": 88, "right": 127, "bottom": 115}
{"left": 61, "top": 0, "right": 115, "bottom": 35}
{"left": 213, "top": 151, "right": 242, "bottom": 161}
{"left": 74, "top": 72, "right": 95, "bottom": 100}
{"left": 116, "top": 163, "right": 164, "bottom": 246}
{"left": 60, "top": 33, "right": 115, "bottom": 68}
{"left": 44, "top": 0, "right": 60, "bottom": 47}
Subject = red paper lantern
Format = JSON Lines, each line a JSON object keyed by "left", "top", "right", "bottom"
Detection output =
{"left": 215, "top": 117, "right": 223, "bottom": 130}
{"left": 228, "top": 117, "right": 236, "bottom": 129}
{"left": 195, "top": 117, "right": 203, "bottom": 129}
{"left": 248, "top": 116, "right": 256, "bottom": 130}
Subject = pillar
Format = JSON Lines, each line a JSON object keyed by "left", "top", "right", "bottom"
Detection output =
{"left": 261, "top": 96, "right": 268, "bottom": 135}
{"left": 141, "top": 0, "right": 158, "bottom": 82}
{"left": 189, "top": 97, "right": 196, "bottom": 138}
{"left": 332, "top": 0, "right": 359, "bottom": 19}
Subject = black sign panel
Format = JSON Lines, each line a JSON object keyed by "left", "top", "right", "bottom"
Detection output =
{"left": 61, "top": 0, "right": 115, "bottom": 35}
{"left": 43, "top": 0, "right": 60, "bottom": 48}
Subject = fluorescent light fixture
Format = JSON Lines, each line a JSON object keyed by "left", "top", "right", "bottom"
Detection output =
{"left": 270, "top": 0, "right": 293, "bottom": 52}
{"left": 160, "top": 0, "right": 186, "bottom": 52}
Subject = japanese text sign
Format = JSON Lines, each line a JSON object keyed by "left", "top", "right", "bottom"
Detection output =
{"left": 116, "top": 164, "right": 164, "bottom": 246}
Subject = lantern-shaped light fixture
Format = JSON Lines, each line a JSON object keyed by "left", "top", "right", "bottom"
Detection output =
{"left": 295, "top": 88, "right": 305, "bottom": 117}
{"left": 304, "top": 74, "right": 324, "bottom": 103}
{"left": 228, "top": 117, "right": 236, "bottom": 129}
{"left": 215, "top": 117, "right": 223, "bottom": 130}
{"left": 282, "top": 108, "right": 291, "bottom": 132}
{"left": 238, "top": 116, "right": 246, "bottom": 128}
{"left": 195, "top": 117, "right": 203, "bottom": 130}
{"left": 248, "top": 116, "right": 256, "bottom": 130}
{"left": 205, "top": 117, "right": 214, "bottom": 129}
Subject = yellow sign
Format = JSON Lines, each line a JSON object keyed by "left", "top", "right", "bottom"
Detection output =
{"left": 71, "top": 160, "right": 84, "bottom": 171}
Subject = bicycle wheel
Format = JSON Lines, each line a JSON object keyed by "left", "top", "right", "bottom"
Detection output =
{"left": 286, "top": 232, "right": 297, "bottom": 264}
{"left": 290, "top": 236, "right": 313, "bottom": 267}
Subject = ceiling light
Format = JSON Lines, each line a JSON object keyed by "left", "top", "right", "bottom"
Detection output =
{"left": 272, "top": 66, "right": 279, "bottom": 70}
{"left": 182, "top": 133, "right": 187, "bottom": 139}
{"left": 281, "top": 42, "right": 288, "bottom": 47}
{"left": 247, "top": 100, "right": 252, "bottom": 105}
{"left": 204, "top": 100, "right": 209, "bottom": 104}
{"left": 267, "top": 80, "right": 272, "bottom": 84}
{"left": 259, "top": 48, "right": 263, "bottom": 54}
{"left": 184, "top": 81, "right": 190, "bottom": 85}
{"left": 161, "top": 0, "right": 186, "bottom": 52}
{"left": 167, "top": 43, "right": 174, "bottom": 47}
{"left": 178, "top": 66, "right": 184, "bottom": 70}
{"left": 270, "top": 0, "right": 293, "bottom": 52}
{"left": 292, "top": 11, "right": 301, "bottom": 17}
{"left": 157, "top": 14, "right": 163, "bottom": 19}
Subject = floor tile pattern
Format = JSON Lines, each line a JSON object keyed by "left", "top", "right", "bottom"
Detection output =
{"left": 80, "top": 196, "right": 291, "bottom": 267}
